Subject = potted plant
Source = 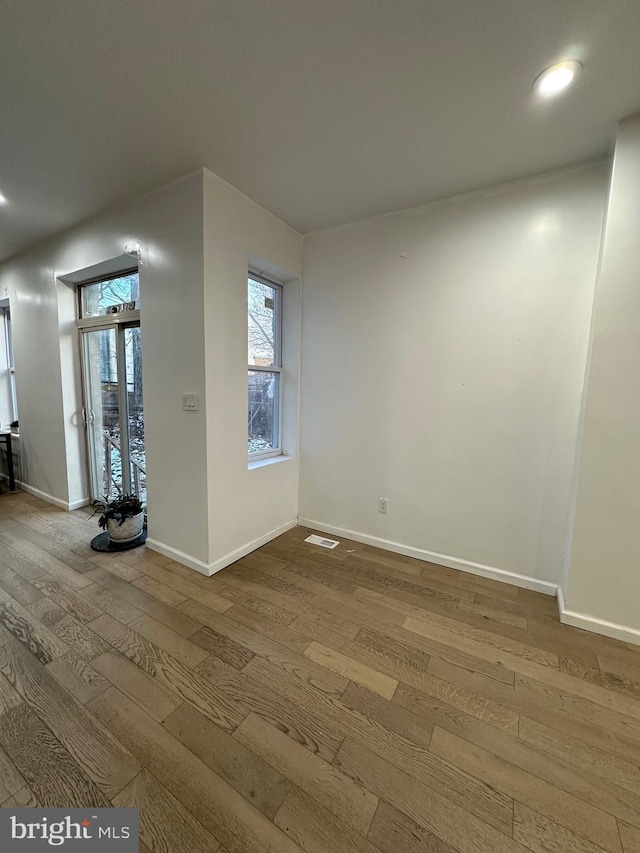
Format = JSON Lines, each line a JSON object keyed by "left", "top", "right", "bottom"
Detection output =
{"left": 95, "top": 494, "right": 144, "bottom": 543}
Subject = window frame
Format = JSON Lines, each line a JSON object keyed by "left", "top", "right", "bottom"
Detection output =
{"left": 76, "top": 267, "right": 140, "bottom": 323}
{"left": 247, "top": 271, "right": 283, "bottom": 461}
{"left": 3, "top": 308, "right": 17, "bottom": 422}
{"left": 75, "top": 269, "right": 143, "bottom": 500}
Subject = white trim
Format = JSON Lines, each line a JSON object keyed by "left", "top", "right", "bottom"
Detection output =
{"left": 7, "top": 480, "right": 67, "bottom": 510}
{"left": 248, "top": 273, "right": 283, "bottom": 458}
{"left": 248, "top": 454, "right": 292, "bottom": 470}
{"left": 0, "top": 473, "right": 91, "bottom": 512}
{"left": 68, "top": 497, "right": 91, "bottom": 511}
{"left": 146, "top": 518, "right": 297, "bottom": 577}
{"left": 0, "top": 477, "right": 91, "bottom": 512}
{"left": 248, "top": 448, "right": 283, "bottom": 463}
{"left": 145, "top": 539, "right": 211, "bottom": 576}
{"left": 76, "top": 310, "right": 140, "bottom": 330}
{"left": 298, "top": 517, "right": 558, "bottom": 596}
{"left": 207, "top": 518, "right": 298, "bottom": 576}
{"left": 557, "top": 585, "right": 640, "bottom": 647}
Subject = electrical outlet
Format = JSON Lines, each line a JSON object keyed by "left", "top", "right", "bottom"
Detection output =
{"left": 378, "top": 497, "right": 389, "bottom": 514}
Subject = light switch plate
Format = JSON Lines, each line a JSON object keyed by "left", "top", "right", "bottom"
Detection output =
{"left": 182, "top": 393, "right": 199, "bottom": 411}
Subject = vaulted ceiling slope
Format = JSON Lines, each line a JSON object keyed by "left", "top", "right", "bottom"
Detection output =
{"left": 1, "top": 0, "right": 639, "bottom": 261}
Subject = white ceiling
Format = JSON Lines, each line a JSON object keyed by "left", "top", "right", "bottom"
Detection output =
{"left": 1, "top": 0, "right": 639, "bottom": 261}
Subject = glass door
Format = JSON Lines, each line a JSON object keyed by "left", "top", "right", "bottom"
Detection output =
{"left": 123, "top": 325, "right": 145, "bottom": 499}
{"left": 82, "top": 327, "right": 122, "bottom": 499}
{"left": 80, "top": 321, "right": 145, "bottom": 503}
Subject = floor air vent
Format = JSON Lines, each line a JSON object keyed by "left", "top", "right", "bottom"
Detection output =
{"left": 305, "top": 534, "right": 340, "bottom": 549}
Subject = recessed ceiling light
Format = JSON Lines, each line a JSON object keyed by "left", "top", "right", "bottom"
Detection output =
{"left": 533, "top": 60, "right": 582, "bottom": 97}
{"left": 0, "top": 192, "right": 7, "bottom": 204}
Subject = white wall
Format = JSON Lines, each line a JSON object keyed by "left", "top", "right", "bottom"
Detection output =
{"left": 300, "top": 164, "right": 608, "bottom": 588}
{"left": 7, "top": 152, "right": 629, "bottom": 613}
{"left": 0, "top": 167, "right": 303, "bottom": 573}
{"left": 0, "top": 251, "right": 72, "bottom": 504}
{"left": 203, "top": 170, "right": 303, "bottom": 571}
{"left": 564, "top": 116, "right": 640, "bottom": 639}
{"left": 0, "top": 172, "right": 211, "bottom": 562}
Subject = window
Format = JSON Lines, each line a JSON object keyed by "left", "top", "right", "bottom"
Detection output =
{"left": 3, "top": 308, "right": 17, "bottom": 421}
{"left": 248, "top": 273, "right": 282, "bottom": 458}
{"left": 79, "top": 269, "right": 140, "bottom": 318}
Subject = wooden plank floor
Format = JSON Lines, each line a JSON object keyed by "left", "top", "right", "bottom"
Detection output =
{"left": 0, "top": 492, "right": 639, "bottom": 852}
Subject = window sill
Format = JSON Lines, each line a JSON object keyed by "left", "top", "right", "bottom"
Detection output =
{"left": 248, "top": 454, "right": 295, "bottom": 471}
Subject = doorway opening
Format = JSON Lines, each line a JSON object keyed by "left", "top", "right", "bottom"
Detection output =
{"left": 77, "top": 270, "right": 145, "bottom": 503}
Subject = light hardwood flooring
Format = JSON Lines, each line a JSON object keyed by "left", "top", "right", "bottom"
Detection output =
{"left": 0, "top": 490, "right": 639, "bottom": 852}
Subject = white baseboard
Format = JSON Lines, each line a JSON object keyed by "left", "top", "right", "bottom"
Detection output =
{"left": 208, "top": 519, "right": 298, "bottom": 575}
{"left": 69, "top": 497, "right": 91, "bottom": 511}
{"left": 145, "top": 539, "right": 211, "bottom": 576}
{"left": 557, "top": 585, "right": 640, "bottom": 647}
{"left": 147, "top": 518, "right": 298, "bottom": 577}
{"left": 298, "top": 517, "right": 558, "bottom": 597}
{"left": 8, "top": 479, "right": 68, "bottom": 510}
{"left": 1, "top": 476, "right": 90, "bottom": 512}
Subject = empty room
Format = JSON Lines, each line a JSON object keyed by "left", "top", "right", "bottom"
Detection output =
{"left": 0, "top": 1, "right": 639, "bottom": 851}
